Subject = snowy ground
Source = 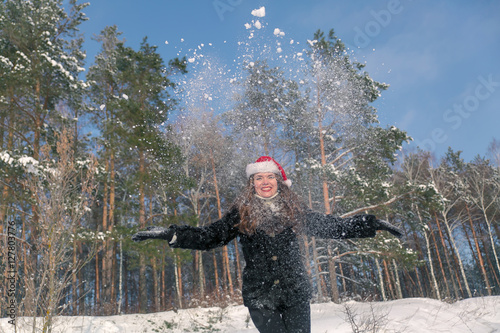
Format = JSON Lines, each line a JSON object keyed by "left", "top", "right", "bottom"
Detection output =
{"left": 2, "top": 296, "right": 500, "bottom": 332}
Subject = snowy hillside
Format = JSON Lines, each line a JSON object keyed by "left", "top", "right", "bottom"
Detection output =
{"left": 2, "top": 296, "right": 499, "bottom": 332}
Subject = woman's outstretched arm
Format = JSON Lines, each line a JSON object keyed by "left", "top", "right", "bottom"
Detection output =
{"left": 303, "top": 210, "right": 402, "bottom": 239}
{"left": 132, "top": 207, "right": 240, "bottom": 251}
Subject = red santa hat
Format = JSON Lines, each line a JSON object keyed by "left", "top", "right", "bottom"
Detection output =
{"left": 246, "top": 156, "right": 292, "bottom": 187}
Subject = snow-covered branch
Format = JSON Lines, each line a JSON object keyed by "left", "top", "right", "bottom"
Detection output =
{"left": 329, "top": 146, "right": 356, "bottom": 165}
{"left": 340, "top": 191, "right": 414, "bottom": 217}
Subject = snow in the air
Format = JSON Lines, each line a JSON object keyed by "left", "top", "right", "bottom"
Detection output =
{"left": 274, "top": 28, "right": 285, "bottom": 37}
{"left": 251, "top": 6, "right": 266, "bottom": 18}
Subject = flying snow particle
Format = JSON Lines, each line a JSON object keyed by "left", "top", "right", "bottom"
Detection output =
{"left": 251, "top": 6, "right": 265, "bottom": 17}
{"left": 181, "top": 38, "right": 184, "bottom": 42}
{"left": 100, "top": 104, "right": 105, "bottom": 110}
{"left": 290, "top": 39, "right": 294, "bottom": 44}
{"left": 244, "top": 23, "right": 251, "bottom": 29}
{"left": 277, "top": 47, "right": 282, "bottom": 53}
{"left": 248, "top": 62, "right": 255, "bottom": 68}
{"left": 273, "top": 28, "right": 285, "bottom": 37}
{"left": 254, "top": 20, "right": 262, "bottom": 29}
{"left": 122, "top": 94, "right": 128, "bottom": 100}
{"left": 188, "top": 58, "right": 195, "bottom": 63}
{"left": 164, "top": 41, "right": 169, "bottom": 45}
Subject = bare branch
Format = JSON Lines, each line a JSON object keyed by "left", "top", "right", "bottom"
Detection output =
{"left": 340, "top": 191, "right": 414, "bottom": 217}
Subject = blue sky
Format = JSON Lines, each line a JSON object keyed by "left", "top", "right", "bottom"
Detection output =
{"left": 81, "top": 0, "right": 500, "bottom": 162}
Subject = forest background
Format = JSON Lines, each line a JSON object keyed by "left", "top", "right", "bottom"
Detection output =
{"left": 1, "top": 1, "right": 499, "bottom": 332}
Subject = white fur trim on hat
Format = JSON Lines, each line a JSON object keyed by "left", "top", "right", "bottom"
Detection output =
{"left": 246, "top": 156, "right": 292, "bottom": 187}
{"left": 246, "top": 161, "right": 280, "bottom": 179}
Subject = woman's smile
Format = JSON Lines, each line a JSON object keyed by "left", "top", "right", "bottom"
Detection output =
{"left": 253, "top": 172, "right": 278, "bottom": 198}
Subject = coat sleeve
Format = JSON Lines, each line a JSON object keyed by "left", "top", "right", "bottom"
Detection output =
{"left": 169, "top": 207, "right": 240, "bottom": 251}
{"left": 302, "top": 209, "right": 377, "bottom": 239}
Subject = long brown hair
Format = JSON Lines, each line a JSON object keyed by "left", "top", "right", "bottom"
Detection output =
{"left": 231, "top": 174, "right": 304, "bottom": 235}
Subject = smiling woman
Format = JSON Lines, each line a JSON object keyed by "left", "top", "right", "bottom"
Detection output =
{"left": 247, "top": 156, "right": 288, "bottom": 198}
{"left": 253, "top": 172, "right": 278, "bottom": 198}
{"left": 132, "top": 155, "right": 402, "bottom": 333}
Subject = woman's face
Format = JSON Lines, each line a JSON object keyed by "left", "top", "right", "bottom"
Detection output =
{"left": 253, "top": 172, "right": 279, "bottom": 198}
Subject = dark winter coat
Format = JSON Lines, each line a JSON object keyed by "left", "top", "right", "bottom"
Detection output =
{"left": 168, "top": 205, "right": 377, "bottom": 310}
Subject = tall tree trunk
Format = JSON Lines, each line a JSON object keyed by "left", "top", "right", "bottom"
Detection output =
{"left": 465, "top": 203, "right": 491, "bottom": 295}
{"left": 440, "top": 216, "right": 465, "bottom": 298}
{"left": 72, "top": 240, "right": 78, "bottom": 315}
{"left": 161, "top": 257, "right": 166, "bottom": 311}
{"left": 0, "top": 111, "right": 14, "bottom": 233}
{"left": 375, "top": 258, "right": 386, "bottom": 301}
{"left": 151, "top": 257, "right": 159, "bottom": 312}
{"left": 108, "top": 151, "right": 116, "bottom": 308}
{"left": 411, "top": 232, "right": 427, "bottom": 297}
{"left": 319, "top": 120, "right": 331, "bottom": 215}
{"left": 172, "top": 209, "right": 183, "bottom": 309}
{"left": 212, "top": 250, "right": 220, "bottom": 299}
{"left": 195, "top": 203, "right": 205, "bottom": 300}
{"left": 210, "top": 151, "right": 234, "bottom": 296}
{"left": 423, "top": 229, "right": 440, "bottom": 300}
{"left": 340, "top": 252, "right": 347, "bottom": 295}
{"left": 316, "top": 76, "right": 331, "bottom": 216}
{"left": 78, "top": 243, "right": 85, "bottom": 314}
{"left": 440, "top": 212, "right": 472, "bottom": 298}
{"left": 174, "top": 251, "right": 183, "bottom": 308}
{"left": 311, "top": 237, "right": 323, "bottom": 300}
{"left": 478, "top": 226, "right": 500, "bottom": 287}
{"left": 198, "top": 251, "right": 205, "bottom": 300}
{"left": 118, "top": 237, "right": 123, "bottom": 314}
{"left": 101, "top": 159, "right": 109, "bottom": 312}
{"left": 481, "top": 211, "right": 500, "bottom": 278}
{"left": 434, "top": 212, "right": 460, "bottom": 299}
{"left": 383, "top": 259, "right": 395, "bottom": 299}
{"left": 327, "top": 245, "right": 339, "bottom": 303}
{"left": 392, "top": 259, "right": 403, "bottom": 299}
{"left": 428, "top": 219, "right": 450, "bottom": 298}
{"left": 95, "top": 251, "right": 100, "bottom": 312}
{"left": 124, "top": 259, "right": 129, "bottom": 313}
{"left": 138, "top": 149, "right": 147, "bottom": 312}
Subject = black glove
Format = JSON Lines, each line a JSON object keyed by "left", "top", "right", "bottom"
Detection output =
{"left": 373, "top": 219, "right": 403, "bottom": 238}
{"left": 132, "top": 226, "right": 175, "bottom": 243}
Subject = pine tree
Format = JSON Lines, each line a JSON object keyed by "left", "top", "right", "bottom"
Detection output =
{"left": 0, "top": 0, "right": 89, "bottom": 322}
{"left": 298, "top": 29, "right": 413, "bottom": 301}
{"left": 87, "top": 25, "right": 125, "bottom": 313}
{"left": 113, "top": 37, "right": 185, "bottom": 312}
